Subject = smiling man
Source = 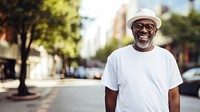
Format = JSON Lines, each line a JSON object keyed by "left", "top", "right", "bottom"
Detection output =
{"left": 101, "top": 8, "right": 183, "bottom": 112}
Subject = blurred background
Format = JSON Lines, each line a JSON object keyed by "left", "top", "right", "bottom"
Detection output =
{"left": 0, "top": 0, "right": 200, "bottom": 112}
{"left": 0, "top": 0, "right": 200, "bottom": 80}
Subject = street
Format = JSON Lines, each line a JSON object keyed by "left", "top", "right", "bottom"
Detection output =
{"left": 44, "top": 79, "right": 200, "bottom": 112}
{"left": 47, "top": 86, "right": 105, "bottom": 112}
{"left": 0, "top": 78, "right": 200, "bottom": 112}
{"left": 44, "top": 79, "right": 105, "bottom": 112}
{"left": 181, "top": 95, "right": 200, "bottom": 112}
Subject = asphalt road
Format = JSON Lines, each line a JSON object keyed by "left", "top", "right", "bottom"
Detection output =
{"left": 1, "top": 79, "right": 199, "bottom": 112}
{"left": 47, "top": 85, "right": 105, "bottom": 112}
{"left": 46, "top": 79, "right": 200, "bottom": 112}
{"left": 181, "top": 95, "right": 200, "bottom": 112}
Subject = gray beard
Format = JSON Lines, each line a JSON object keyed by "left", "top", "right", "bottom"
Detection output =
{"left": 135, "top": 39, "right": 152, "bottom": 49}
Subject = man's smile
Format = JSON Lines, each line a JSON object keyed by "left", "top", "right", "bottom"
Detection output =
{"left": 138, "top": 35, "right": 149, "bottom": 41}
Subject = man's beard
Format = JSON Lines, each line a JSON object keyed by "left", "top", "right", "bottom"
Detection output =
{"left": 135, "top": 37, "right": 153, "bottom": 49}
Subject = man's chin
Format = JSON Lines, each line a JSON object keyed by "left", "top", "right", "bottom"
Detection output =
{"left": 136, "top": 42, "right": 150, "bottom": 49}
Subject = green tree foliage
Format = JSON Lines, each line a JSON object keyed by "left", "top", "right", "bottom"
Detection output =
{"left": 0, "top": 0, "right": 81, "bottom": 96}
{"left": 161, "top": 10, "right": 200, "bottom": 52}
{"left": 94, "top": 36, "right": 133, "bottom": 62}
{"left": 36, "top": 0, "right": 81, "bottom": 58}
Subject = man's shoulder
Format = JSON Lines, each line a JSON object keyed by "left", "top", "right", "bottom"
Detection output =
{"left": 155, "top": 46, "right": 171, "bottom": 53}
{"left": 107, "top": 45, "right": 131, "bottom": 60}
{"left": 154, "top": 46, "right": 175, "bottom": 58}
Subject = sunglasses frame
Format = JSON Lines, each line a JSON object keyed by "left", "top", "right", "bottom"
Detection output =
{"left": 132, "top": 23, "right": 156, "bottom": 31}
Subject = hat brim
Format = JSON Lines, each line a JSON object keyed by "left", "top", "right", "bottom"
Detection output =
{"left": 127, "top": 15, "right": 161, "bottom": 29}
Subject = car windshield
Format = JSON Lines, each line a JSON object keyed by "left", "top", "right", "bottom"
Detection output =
{"left": 182, "top": 68, "right": 200, "bottom": 78}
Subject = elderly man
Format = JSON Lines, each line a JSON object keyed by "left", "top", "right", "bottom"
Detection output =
{"left": 101, "top": 8, "right": 183, "bottom": 112}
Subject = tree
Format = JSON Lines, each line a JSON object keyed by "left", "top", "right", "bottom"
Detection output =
{"left": 0, "top": 0, "right": 81, "bottom": 98}
{"left": 161, "top": 10, "right": 200, "bottom": 52}
{"left": 160, "top": 10, "right": 200, "bottom": 70}
{"left": 93, "top": 36, "right": 133, "bottom": 62}
{"left": 36, "top": 0, "right": 81, "bottom": 55}
{"left": 36, "top": 0, "right": 81, "bottom": 73}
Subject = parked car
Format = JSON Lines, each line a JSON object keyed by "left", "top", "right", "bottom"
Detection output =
{"left": 179, "top": 67, "right": 200, "bottom": 98}
{"left": 86, "top": 67, "right": 104, "bottom": 79}
{"left": 74, "top": 66, "right": 87, "bottom": 79}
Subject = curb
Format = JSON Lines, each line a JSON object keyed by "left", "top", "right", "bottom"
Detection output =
{"left": 7, "top": 93, "right": 41, "bottom": 101}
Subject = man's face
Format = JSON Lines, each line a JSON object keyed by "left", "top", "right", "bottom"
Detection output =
{"left": 131, "top": 19, "right": 158, "bottom": 50}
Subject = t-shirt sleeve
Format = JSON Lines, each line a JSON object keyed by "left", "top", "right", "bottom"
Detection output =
{"left": 168, "top": 54, "right": 183, "bottom": 89}
{"left": 100, "top": 56, "right": 118, "bottom": 91}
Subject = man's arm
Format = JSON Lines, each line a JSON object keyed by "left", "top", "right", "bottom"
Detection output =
{"left": 105, "top": 87, "right": 118, "bottom": 112}
{"left": 168, "top": 86, "right": 180, "bottom": 112}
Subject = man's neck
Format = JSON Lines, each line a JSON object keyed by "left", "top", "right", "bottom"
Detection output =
{"left": 132, "top": 44, "right": 154, "bottom": 52}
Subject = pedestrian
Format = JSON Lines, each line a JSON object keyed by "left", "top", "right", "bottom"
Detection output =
{"left": 0, "top": 64, "right": 5, "bottom": 83}
{"left": 101, "top": 8, "right": 183, "bottom": 112}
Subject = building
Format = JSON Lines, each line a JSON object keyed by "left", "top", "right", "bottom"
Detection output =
{"left": 0, "top": 25, "right": 55, "bottom": 80}
{"left": 0, "top": 25, "right": 19, "bottom": 79}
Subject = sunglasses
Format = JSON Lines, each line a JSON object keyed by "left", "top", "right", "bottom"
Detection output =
{"left": 133, "top": 23, "right": 156, "bottom": 31}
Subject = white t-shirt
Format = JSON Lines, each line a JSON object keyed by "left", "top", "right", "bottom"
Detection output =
{"left": 101, "top": 45, "right": 183, "bottom": 112}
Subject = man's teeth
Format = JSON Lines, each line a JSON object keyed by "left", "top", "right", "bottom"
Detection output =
{"left": 140, "top": 36, "right": 147, "bottom": 38}
{"left": 139, "top": 36, "right": 148, "bottom": 41}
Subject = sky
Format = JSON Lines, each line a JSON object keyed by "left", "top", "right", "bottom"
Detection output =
{"left": 80, "top": 0, "right": 200, "bottom": 19}
{"left": 139, "top": 0, "right": 200, "bottom": 13}
{"left": 79, "top": 0, "right": 128, "bottom": 19}
{"left": 79, "top": 0, "right": 129, "bottom": 58}
{"left": 79, "top": 0, "right": 128, "bottom": 37}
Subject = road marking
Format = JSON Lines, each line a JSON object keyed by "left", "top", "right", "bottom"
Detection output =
{"left": 37, "top": 88, "right": 59, "bottom": 112}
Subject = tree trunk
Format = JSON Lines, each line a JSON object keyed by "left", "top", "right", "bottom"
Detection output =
{"left": 18, "top": 59, "right": 29, "bottom": 96}
{"left": 17, "top": 32, "right": 30, "bottom": 96}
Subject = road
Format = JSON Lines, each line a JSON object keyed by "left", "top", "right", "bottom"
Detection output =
{"left": 32, "top": 78, "right": 105, "bottom": 112}
{"left": 43, "top": 79, "right": 200, "bottom": 112}
{"left": 181, "top": 95, "right": 200, "bottom": 112}
{"left": 1, "top": 78, "right": 199, "bottom": 112}
{"left": 47, "top": 85, "right": 105, "bottom": 112}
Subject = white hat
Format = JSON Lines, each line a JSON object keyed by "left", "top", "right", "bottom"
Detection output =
{"left": 127, "top": 8, "right": 162, "bottom": 29}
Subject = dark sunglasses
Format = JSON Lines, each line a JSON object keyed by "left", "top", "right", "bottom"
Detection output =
{"left": 133, "top": 23, "right": 156, "bottom": 31}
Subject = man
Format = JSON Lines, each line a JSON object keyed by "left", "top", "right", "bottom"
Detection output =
{"left": 101, "top": 8, "right": 183, "bottom": 112}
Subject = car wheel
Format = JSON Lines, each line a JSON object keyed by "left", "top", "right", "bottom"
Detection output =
{"left": 198, "top": 87, "right": 200, "bottom": 98}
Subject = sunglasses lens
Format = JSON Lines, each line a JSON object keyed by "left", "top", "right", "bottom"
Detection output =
{"left": 134, "top": 24, "right": 143, "bottom": 30}
{"left": 145, "top": 24, "right": 154, "bottom": 31}
{"left": 133, "top": 23, "right": 155, "bottom": 31}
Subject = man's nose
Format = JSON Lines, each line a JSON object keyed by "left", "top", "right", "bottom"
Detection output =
{"left": 140, "top": 27, "right": 148, "bottom": 32}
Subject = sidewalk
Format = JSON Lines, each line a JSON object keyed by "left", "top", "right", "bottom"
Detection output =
{"left": 0, "top": 79, "right": 55, "bottom": 112}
